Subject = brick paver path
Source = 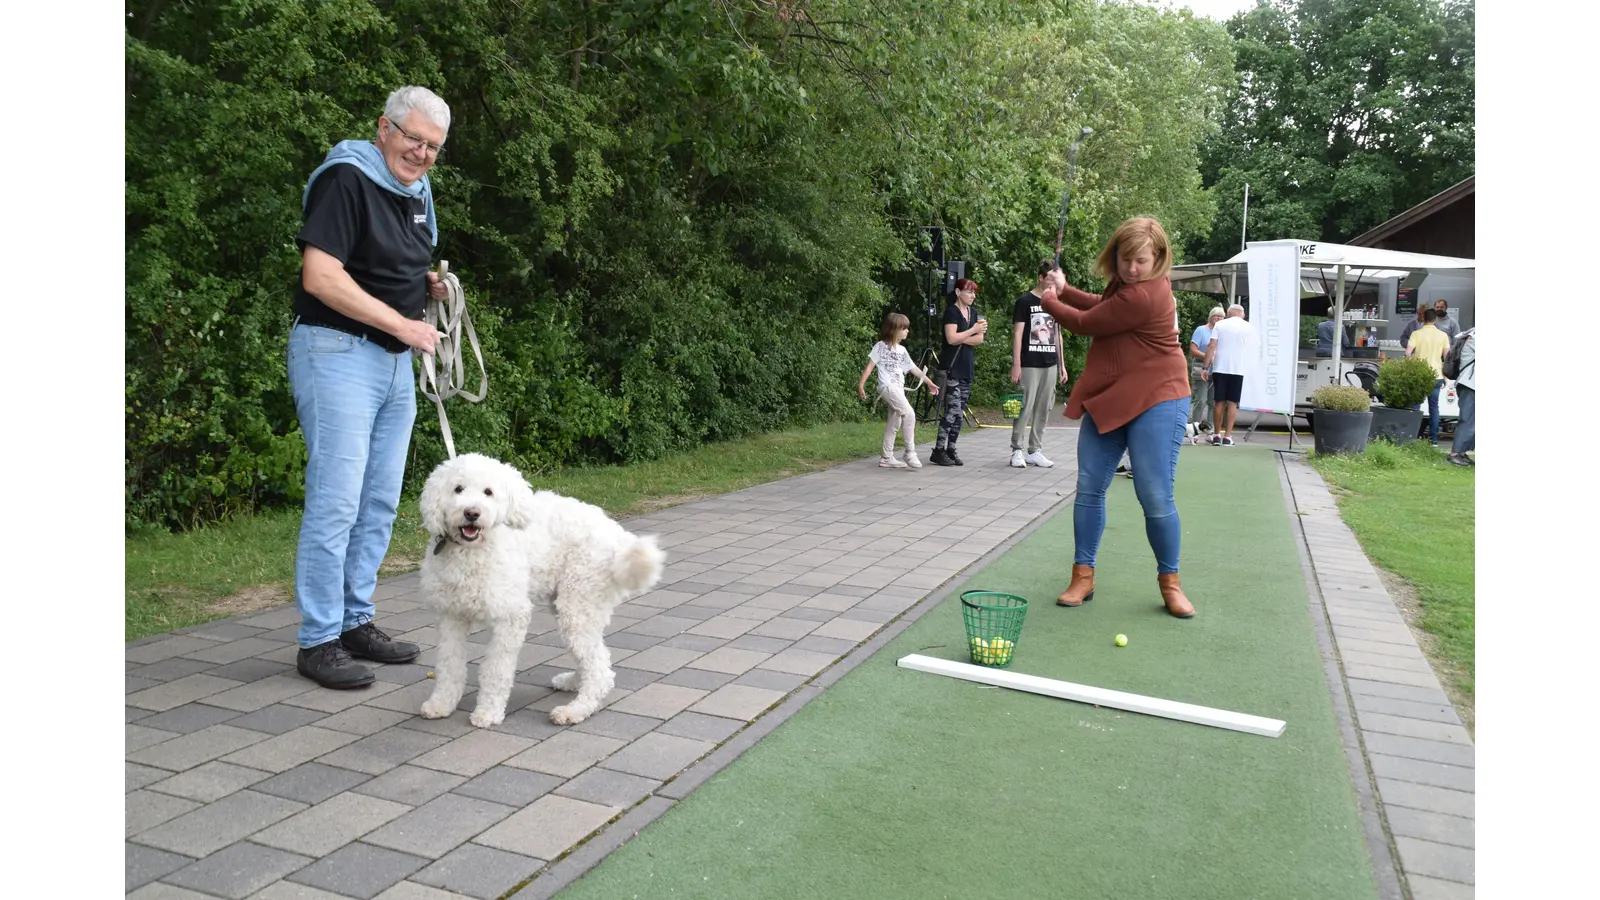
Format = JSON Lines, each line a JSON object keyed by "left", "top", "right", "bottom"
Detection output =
{"left": 126, "top": 426, "right": 1472, "bottom": 899}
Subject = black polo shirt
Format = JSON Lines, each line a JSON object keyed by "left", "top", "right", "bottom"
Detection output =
{"left": 294, "top": 164, "right": 433, "bottom": 352}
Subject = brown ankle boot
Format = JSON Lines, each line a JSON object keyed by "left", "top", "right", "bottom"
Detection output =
{"left": 1056, "top": 564, "right": 1096, "bottom": 607}
{"left": 1158, "top": 573, "right": 1195, "bottom": 618}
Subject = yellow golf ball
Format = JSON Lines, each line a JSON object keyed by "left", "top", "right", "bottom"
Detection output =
{"left": 1114, "top": 634, "right": 1128, "bottom": 647}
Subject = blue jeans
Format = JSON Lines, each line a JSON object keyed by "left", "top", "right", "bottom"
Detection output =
{"left": 288, "top": 324, "right": 417, "bottom": 648}
{"left": 1074, "top": 398, "right": 1187, "bottom": 574}
{"left": 1426, "top": 378, "right": 1444, "bottom": 442}
{"left": 1451, "top": 385, "right": 1474, "bottom": 454}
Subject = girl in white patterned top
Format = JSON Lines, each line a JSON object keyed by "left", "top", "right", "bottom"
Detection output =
{"left": 857, "top": 312, "right": 939, "bottom": 468}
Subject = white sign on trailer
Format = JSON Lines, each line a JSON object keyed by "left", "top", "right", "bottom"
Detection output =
{"left": 1239, "top": 240, "right": 1300, "bottom": 415}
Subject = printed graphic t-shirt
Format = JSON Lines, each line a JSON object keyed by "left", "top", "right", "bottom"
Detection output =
{"left": 1013, "top": 291, "right": 1060, "bottom": 369}
{"left": 869, "top": 341, "right": 914, "bottom": 391}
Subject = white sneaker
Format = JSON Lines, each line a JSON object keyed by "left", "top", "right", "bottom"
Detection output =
{"left": 905, "top": 453, "right": 923, "bottom": 469}
{"left": 879, "top": 456, "right": 908, "bottom": 468}
{"left": 1010, "top": 449, "right": 1027, "bottom": 468}
{"left": 1025, "top": 451, "right": 1055, "bottom": 468}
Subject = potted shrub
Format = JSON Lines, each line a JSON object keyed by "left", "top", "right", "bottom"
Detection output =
{"left": 1369, "top": 356, "right": 1436, "bottom": 443}
{"left": 1309, "top": 385, "right": 1373, "bottom": 455}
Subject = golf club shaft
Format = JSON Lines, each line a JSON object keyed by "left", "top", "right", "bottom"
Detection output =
{"left": 1053, "top": 127, "right": 1092, "bottom": 268}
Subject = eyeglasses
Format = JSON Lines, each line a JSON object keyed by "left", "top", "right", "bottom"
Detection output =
{"left": 386, "top": 120, "right": 444, "bottom": 157}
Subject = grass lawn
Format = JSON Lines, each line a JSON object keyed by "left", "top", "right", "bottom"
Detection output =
{"left": 1309, "top": 439, "right": 1475, "bottom": 709}
{"left": 127, "top": 419, "right": 941, "bottom": 642}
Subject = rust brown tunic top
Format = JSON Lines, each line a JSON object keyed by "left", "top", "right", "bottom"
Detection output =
{"left": 1040, "top": 276, "right": 1190, "bottom": 433}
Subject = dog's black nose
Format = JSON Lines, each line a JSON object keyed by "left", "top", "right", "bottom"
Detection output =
{"left": 463, "top": 508, "right": 480, "bottom": 522}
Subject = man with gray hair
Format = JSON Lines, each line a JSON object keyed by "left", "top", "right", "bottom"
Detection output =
{"left": 1202, "top": 304, "right": 1253, "bottom": 446}
{"left": 289, "top": 86, "right": 454, "bottom": 689}
{"left": 1188, "top": 306, "right": 1223, "bottom": 430}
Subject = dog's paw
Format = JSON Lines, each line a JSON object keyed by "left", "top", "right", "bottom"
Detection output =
{"left": 549, "top": 704, "right": 589, "bottom": 726}
{"left": 469, "top": 708, "right": 505, "bottom": 729}
{"left": 551, "top": 671, "right": 578, "bottom": 692}
{"left": 419, "top": 697, "right": 455, "bottom": 720}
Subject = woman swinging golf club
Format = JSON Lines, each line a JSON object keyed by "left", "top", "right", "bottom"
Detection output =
{"left": 1040, "top": 217, "right": 1195, "bottom": 618}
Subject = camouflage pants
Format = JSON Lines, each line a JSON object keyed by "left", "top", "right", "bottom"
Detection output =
{"left": 935, "top": 377, "right": 971, "bottom": 449}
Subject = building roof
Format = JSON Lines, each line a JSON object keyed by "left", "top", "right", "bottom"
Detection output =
{"left": 1347, "top": 176, "right": 1475, "bottom": 248}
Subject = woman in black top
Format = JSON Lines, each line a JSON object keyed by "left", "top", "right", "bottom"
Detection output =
{"left": 931, "top": 278, "right": 988, "bottom": 466}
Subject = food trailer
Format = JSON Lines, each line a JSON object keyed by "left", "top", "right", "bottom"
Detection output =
{"left": 1169, "top": 241, "right": 1475, "bottom": 422}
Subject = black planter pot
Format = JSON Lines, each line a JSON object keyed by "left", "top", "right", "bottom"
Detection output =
{"left": 1311, "top": 408, "right": 1373, "bottom": 455}
{"left": 1369, "top": 406, "right": 1423, "bottom": 444}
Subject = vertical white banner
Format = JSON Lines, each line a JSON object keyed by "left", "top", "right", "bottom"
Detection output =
{"left": 1239, "top": 240, "right": 1299, "bottom": 414}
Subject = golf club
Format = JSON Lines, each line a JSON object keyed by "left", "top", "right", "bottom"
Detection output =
{"left": 1053, "top": 126, "right": 1094, "bottom": 269}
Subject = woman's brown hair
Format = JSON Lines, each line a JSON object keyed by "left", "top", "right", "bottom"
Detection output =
{"left": 1094, "top": 216, "right": 1173, "bottom": 287}
{"left": 880, "top": 311, "right": 911, "bottom": 342}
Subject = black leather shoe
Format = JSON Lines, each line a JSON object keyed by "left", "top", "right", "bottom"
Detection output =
{"left": 297, "top": 641, "right": 375, "bottom": 689}
{"left": 930, "top": 447, "right": 948, "bottom": 466}
{"left": 340, "top": 619, "right": 422, "bottom": 664}
{"left": 946, "top": 448, "right": 964, "bottom": 466}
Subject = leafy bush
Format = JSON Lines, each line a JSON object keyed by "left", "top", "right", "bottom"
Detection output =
{"left": 1375, "top": 356, "right": 1439, "bottom": 410}
{"left": 1311, "top": 385, "right": 1372, "bottom": 412}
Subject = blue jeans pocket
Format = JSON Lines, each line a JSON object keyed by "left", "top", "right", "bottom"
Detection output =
{"left": 307, "top": 327, "right": 357, "bottom": 354}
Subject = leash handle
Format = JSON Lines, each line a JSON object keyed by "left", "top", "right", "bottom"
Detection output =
{"left": 420, "top": 260, "right": 487, "bottom": 459}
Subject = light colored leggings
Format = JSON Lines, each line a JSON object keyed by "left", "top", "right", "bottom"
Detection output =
{"left": 880, "top": 383, "right": 917, "bottom": 457}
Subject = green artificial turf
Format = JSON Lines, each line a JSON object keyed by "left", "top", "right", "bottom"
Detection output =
{"left": 555, "top": 445, "right": 1379, "bottom": 900}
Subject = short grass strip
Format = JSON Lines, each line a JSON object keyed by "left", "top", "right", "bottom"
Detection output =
{"left": 556, "top": 444, "right": 1379, "bottom": 900}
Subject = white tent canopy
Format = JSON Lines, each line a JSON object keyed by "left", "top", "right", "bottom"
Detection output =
{"left": 1170, "top": 239, "right": 1475, "bottom": 374}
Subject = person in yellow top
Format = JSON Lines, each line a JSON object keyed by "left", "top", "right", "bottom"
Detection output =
{"left": 1405, "top": 307, "right": 1450, "bottom": 445}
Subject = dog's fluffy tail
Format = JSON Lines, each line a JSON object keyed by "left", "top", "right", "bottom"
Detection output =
{"left": 612, "top": 534, "right": 666, "bottom": 597}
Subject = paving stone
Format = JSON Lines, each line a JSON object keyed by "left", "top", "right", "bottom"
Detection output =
{"left": 372, "top": 883, "right": 478, "bottom": 899}
{"left": 1407, "top": 874, "right": 1476, "bottom": 900}
{"left": 254, "top": 762, "right": 376, "bottom": 805}
{"left": 685, "top": 615, "right": 760, "bottom": 639}
{"left": 603, "top": 631, "right": 666, "bottom": 651}
{"left": 132, "top": 790, "right": 307, "bottom": 858}
{"left": 206, "top": 658, "right": 296, "bottom": 683}
{"left": 1345, "top": 661, "right": 1443, "bottom": 689}
{"left": 354, "top": 765, "right": 469, "bottom": 807}
{"left": 607, "top": 683, "right": 708, "bottom": 720}
{"left": 288, "top": 679, "right": 407, "bottom": 713}
{"left": 570, "top": 709, "right": 663, "bottom": 741}
{"left": 475, "top": 794, "right": 620, "bottom": 860}
{"left": 398, "top": 712, "right": 481, "bottom": 740}
{"left": 1370, "top": 753, "right": 1475, "bottom": 793}
{"left": 126, "top": 842, "right": 195, "bottom": 892}
{"left": 602, "top": 732, "right": 715, "bottom": 780}
{"left": 1394, "top": 836, "right": 1474, "bottom": 885}
{"left": 733, "top": 668, "right": 810, "bottom": 693}
{"left": 364, "top": 793, "right": 518, "bottom": 859}
{"left": 452, "top": 765, "right": 565, "bottom": 807}
{"left": 248, "top": 882, "right": 358, "bottom": 899}
{"left": 691, "top": 683, "right": 788, "bottom": 720}
{"left": 792, "top": 634, "right": 859, "bottom": 655}
{"left": 1376, "top": 778, "right": 1476, "bottom": 819}
{"left": 182, "top": 637, "right": 285, "bottom": 665}
{"left": 129, "top": 674, "right": 248, "bottom": 712}
{"left": 205, "top": 673, "right": 323, "bottom": 712}
{"left": 797, "top": 593, "right": 861, "bottom": 612}
{"left": 654, "top": 667, "right": 736, "bottom": 692}
{"left": 657, "top": 710, "right": 746, "bottom": 743}
{"left": 724, "top": 634, "right": 796, "bottom": 654}
{"left": 1363, "top": 731, "right": 1476, "bottom": 768}
{"left": 254, "top": 790, "right": 415, "bottom": 857}
{"left": 410, "top": 730, "right": 537, "bottom": 777}
{"left": 613, "top": 644, "right": 705, "bottom": 674}
{"left": 128, "top": 635, "right": 227, "bottom": 666}
{"left": 835, "top": 605, "right": 899, "bottom": 624}
{"left": 135, "top": 702, "right": 244, "bottom": 735}
{"left": 490, "top": 706, "right": 572, "bottom": 741}
{"left": 151, "top": 761, "right": 275, "bottom": 803}
{"left": 686, "top": 646, "right": 772, "bottom": 675}
{"left": 757, "top": 647, "right": 838, "bottom": 677}
{"left": 318, "top": 706, "right": 415, "bottom": 736}
{"left": 781, "top": 605, "right": 843, "bottom": 623}
{"left": 129, "top": 724, "right": 182, "bottom": 753}
{"left": 1386, "top": 806, "right": 1474, "bottom": 849}
{"left": 130, "top": 657, "right": 222, "bottom": 683}
{"left": 287, "top": 842, "right": 430, "bottom": 899}
{"left": 129, "top": 762, "right": 177, "bottom": 793}
{"left": 807, "top": 617, "right": 883, "bottom": 642}
{"left": 411, "top": 842, "right": 544, "bottom": 899}
{"left": 223, "top": 725, "right": 365, "bottom": 773}
{"left": 1348, "top": 678, "right": 1453, "bottom": 705}
{"left": 163, "top": 841, "right": 313, "bottom": 899}
{"left": 128, "top": 789, "right": 204, "bottom": 837}
{"left": 1337, "top": 637, "right": 1429, "bottom": 660}
{"left": 228, "top": 703, "right": 331, "bottom": 736}
{"left": 1351, "top": 693, "right": 1464, "bottom": 725}
{"left": 621, "top": 615, "right": 698, "bottom": 638}
{"left": 555, "top": 766, "right": 662, "bottom": 807}
{"left": 504, "top": 731, "right": 626, "bottom": 778}
{"left": 1356, "top": 712, "right": 1473, "bottom": 745}
{"left": 130, "top": 724, "right": 271, "bottom": 772}
{"left": 657, "top": 631, "right": 727, "bottom": 650}
{"left": 374, "top": 662, "right": 436, "bottom": 685}
{"left": 317, "top": 727, "right": 452, "bottom": 776}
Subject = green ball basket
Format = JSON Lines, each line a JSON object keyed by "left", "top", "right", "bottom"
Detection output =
{"left": 960, "top": 591, "right": 1029, "bottom": 668}
{"left": 1001, "top": 392, "right": 1025, "bottom": 421}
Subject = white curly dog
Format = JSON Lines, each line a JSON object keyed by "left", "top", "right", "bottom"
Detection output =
{"left": 416, "top": 453, "right": 665, "bottom": 729}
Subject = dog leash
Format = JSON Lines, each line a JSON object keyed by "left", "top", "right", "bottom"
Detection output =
{"left": 418, "top": 260, "right": 487, "bottom": 459}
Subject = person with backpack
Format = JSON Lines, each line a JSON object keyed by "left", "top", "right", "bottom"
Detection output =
{"left": 1445, "top": 328, "right": 1474, "bottom": 466}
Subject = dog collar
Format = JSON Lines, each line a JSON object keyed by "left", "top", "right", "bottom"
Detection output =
{"left": 433, "top": 537, "right": 451, "bottom": 555}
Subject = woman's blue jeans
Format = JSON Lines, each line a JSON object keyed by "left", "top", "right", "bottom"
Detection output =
{"left": 1074, "top": 398, "right": 1187, "bottom": 574}
{"left": 288, "top": 324, "right": 417, "bottom": 649}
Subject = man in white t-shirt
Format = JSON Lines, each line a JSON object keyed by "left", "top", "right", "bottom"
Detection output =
{"left": 1202, "top": 304, "right": 1254, "bottom": 446}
